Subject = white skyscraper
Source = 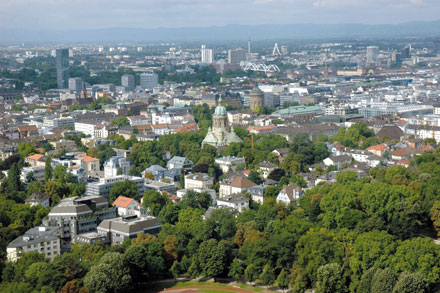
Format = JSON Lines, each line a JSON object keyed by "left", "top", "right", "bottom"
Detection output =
{"left": 366, "top": 46, "right": 379, "bottom": 63}
{"left": 201, "top": 45, "right": 213, "bottom": 64}
{"left": 140, "top": 73, "right": 158, "bottom": 90}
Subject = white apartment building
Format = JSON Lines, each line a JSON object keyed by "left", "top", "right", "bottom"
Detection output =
{"left": 7, "top": 226, "right": 61, "bottom": 262}
{"left": 184, "top": 173, "right": 214, "bottom": 190}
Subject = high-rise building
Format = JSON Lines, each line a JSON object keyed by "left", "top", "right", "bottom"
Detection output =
{"left": 434, "top": 40, "right": 440, "bottom": 54}
{"left": 201, "top": 45, "right": 213, "bottom": 64}
{"left": 281, "top": 46, "right": 288, "bottom": 56}
{"left": 366, "top": 46, "right": 379, "bottom": 63}
{"left": 56, "top": 49, "right": 70, "bottom": 89}
{"left": 250, "top": 87, "right": 264, "bottom": 112}
{"left": 68, "top": 77, "right": 83, "bottom": 92}
{"left": 228, "top": 49, "right": 246, "bottom": 64}
{"left": 140, "top": 73, "right": 158, "bottom": 90}
{"left": 122, "top": 74, "right": 135, "bottom": 91}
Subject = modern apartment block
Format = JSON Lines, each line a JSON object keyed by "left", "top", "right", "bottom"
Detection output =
{"left": 7, "top": 226, "right": 61, "bottom": 262}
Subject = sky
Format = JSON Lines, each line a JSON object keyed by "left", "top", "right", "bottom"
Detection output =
{"left": 0, "top": 0, "right": 439, "bottom": 30}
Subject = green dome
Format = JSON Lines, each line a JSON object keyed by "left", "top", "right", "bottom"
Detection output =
{"left": 214, "top": 105, "right": 227, "bottom": 115}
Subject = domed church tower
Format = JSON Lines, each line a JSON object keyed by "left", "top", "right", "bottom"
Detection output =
{"left": 202, "top": 96, "right": 243, "bottom": 148}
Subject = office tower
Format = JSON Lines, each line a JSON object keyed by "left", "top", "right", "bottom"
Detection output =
{"left": 140, "top": 73, "right": 158, "bottom": 90}
{"left": 122, "top": 74, "right": 135, "bottom": 91}
{"left": 228, "top": 49, "right": 246, "bottom": 64}
{"left": 249, "top": 87, "right": 264, "bottom": 111}
{"left": 392, "top": 52, "right": 402, "bottom": 67}
{"left": 401, "top": 46, "right": 411, "bottom": 59}
{"left": 201, "top": 45, "right": 213, "bottom": 64}
{"left": 56, "top": 49, "right": 70, "bottom": 89}
{"left": 434, "top": 40, "right": 440, "bottom": 54}
{"left": 366, "top": 46, "right": 379, "bottom": 63}
{"left": 68, "top": 77, "right": 83, "bottom": 92}
{"left": 281, "top": 46, "right": 288, "bottom": 56}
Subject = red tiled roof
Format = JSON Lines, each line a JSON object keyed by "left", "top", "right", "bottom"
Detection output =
{"left": 26, "top": 154, "right": 44, "bottom": 161}
{"left": 78, "top": 155, "right": 99, "bottom": 162}
{"left": 366, "top": 144, "right": 389, "bottom": 151}
{"left": 112, "top": 196, "right": 135, "bottom": 208}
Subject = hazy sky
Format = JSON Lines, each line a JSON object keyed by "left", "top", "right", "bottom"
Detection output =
{"left": 1, "top": 0, "right": 439, "bottom": 30}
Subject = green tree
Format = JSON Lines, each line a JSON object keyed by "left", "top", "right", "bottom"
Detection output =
{"left": 197, "top": 239, "right": 226, "bottom": 278}
{"left": 392, "top": 271, "right": 426, "bottom": 293}
{"left": 228, "top": 258, "right": 244, "bottom": 279}
{"left": 316, "top": 263, "right": 346, "bottom": 293}
{"left": 248, "top": 171, "right": 263, "bottom": 185}
{"left": 371, "top": 268, "right": 397, "bottom": 293}
{"left": 295, "top": 228, "right": 344, "bottom": 286}
{"left": 18, "top": 143, "right": 36, "bottom": 158}
{"left": 44, "top": 157, "right": 52, "bottom": 181}
{"left": 142, "top": 190, "right": 169, "bottom": 216}
{"left": 6, "top": 162, "right": 22, "bottom": 193}
{"left": 180, "top": 190, "right": 212, "bottom": 210}
{"left": 259, "top": 264, "right": 275, "bottom": 286}
{"left": 109, "top": 179, "right": 139, "bottom": 203}
{"left": 111, "top": 117, "right": 130, "bottom": 127}
{"left": 430, "top": 200, "right": 440, "bottom": 236}
{"left": 83, "top": 252, "right": 131, "bottom": 293}
{"left": 276, "top": 269, "right": 289, "bottom": 291}
{"left": 357, "top": 268, "right": 377, "bottom": 293}
{"left": 244, "top": 264, "right": 259, "bottom": 282}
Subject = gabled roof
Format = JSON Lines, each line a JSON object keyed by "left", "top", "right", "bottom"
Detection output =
{"left": 78, "top": 155, "right": 99, "bottom": 162}
{"left": 26, "top": 154, "right": 44, "bottom": 161}
{"left": 366, "top": 144, "right": 389, "bottom": 152}
{"left": 113, "top": 196, "right": 136, "bottom": 208}
{"left": 229, "top": 176, "right": 257, "bottom": 188}
{"left": 376, "top": 125, "right": 404, "bottom": 140}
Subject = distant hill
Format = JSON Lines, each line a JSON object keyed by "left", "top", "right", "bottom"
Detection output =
{"left": 1, "top": 20, "right": 440, "bottom": 43}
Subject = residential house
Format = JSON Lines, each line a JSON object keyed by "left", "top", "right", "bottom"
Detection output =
{"left": 366, "top": 144, "right": 389, "bottom": 157}
{"left": 219, "top": 175, "right": 257, "bottom": 197}
{"left": 77, "top": 155, "right": 100, "bottom": 177}
{"left": 104, "top": 156, "right": 132, "bottom": 178}
{"left": 215, "top": 156, "right": 246, "bottom": 173}
{"left": 25, "top": 192, "right": 50, "bottom": 207}
{"left": 112, "top": 196, "right": 140, "bottom": 216}
{"left": 323, "top": 155, "right": 352, "bottom": 169}
{"left": 390, "top": 148, "right": 414, "bottom": 161}
{"left": 272, "top": 148, "right": 289, "bottom": 163}
{"left": 21, "top": 166, "right": 45, "bottom": 182}
{"left": 167, "top": 156, "right": 193, "bottom": 170}
{"left": 216, "top": 193, "right": 249, "bottom": 213}
{"left": 184, "top": 173, "right": 214, "bottom": 190}
{"left": 25, "top": 154, "right": 46, "bottom": 167}
{"left": 276, "top": 184, "right": 304, "bottom": 204}
{"left": 142, "top": 165, "right": 167, "bottom": 180}
{"left": 17, "top": 125, "right": 38, "bottom": 138}
{"left": 257, "top": 161, "right": 277, "bottom": 178}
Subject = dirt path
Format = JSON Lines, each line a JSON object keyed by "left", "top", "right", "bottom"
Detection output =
{"left": 160, "top": 285, "right": 254, "bottom": 293}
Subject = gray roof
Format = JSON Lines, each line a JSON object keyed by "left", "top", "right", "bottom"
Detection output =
{"left": 49, "top": 197, "right": 93, "bottom": 216}
{"left": 98, "top": 216, "right": 161, "bottom": 235}
{"left": 145, "top": 165, "right": 167, "bottom": 172}
{"left": 218, "top": 193, "right": 249, "bottom": 204}
{"left": 8, "top": 226, "right": 59, "bottom": 248}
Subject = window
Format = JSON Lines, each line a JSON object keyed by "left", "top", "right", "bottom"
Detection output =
{"left": 47, "top": 252, "right": 51, "bottom": 256}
